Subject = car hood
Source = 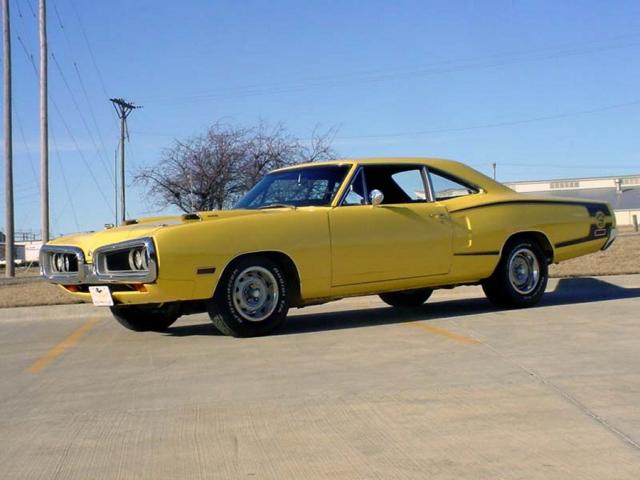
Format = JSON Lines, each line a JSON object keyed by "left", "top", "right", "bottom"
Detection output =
{"left": 47, "top": 209, "right": 282, "bottom": 261}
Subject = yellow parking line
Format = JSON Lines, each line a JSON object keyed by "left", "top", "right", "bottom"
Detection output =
{"left": 406, "top": 322, "right": 480, "bottom": 345}
{"left": 25, "top": 318, "right": 100, "bottom": 374}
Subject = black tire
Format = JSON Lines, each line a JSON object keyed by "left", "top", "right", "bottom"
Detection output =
{"left": 207, "top": 256, "right": 289, "bottom": 337}
{"left": 379, "top": 288, "right": 433, "bottom": 308}
{"left": 110, "top": 304, "right": 179, "bottom": 332}
{"left": 482, "top": 239, "right": 548, "bottom": 308}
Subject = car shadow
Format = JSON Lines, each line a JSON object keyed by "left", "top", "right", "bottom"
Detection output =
{"left": 164, "top": 277, "right": 640, "bottom": 337}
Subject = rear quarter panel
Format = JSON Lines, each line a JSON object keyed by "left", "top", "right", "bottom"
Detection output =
{"left": 443, "top": 192, "right": 611, "bottom": 280}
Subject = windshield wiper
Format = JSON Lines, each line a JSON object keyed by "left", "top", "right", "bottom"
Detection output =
{"left": 257, "top": 203, "right": 297, "bottom": 210}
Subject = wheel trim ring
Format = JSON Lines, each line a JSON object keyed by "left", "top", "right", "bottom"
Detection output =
{"left": 508, "top": 247, "right": 541, "bottom": 295}
{"left": 231, "top": 266, "right": 279, "bottom": 322}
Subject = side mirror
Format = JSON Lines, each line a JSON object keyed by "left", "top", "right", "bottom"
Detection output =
{"left": 369, "top": 189, "right": 384, "bottom": 206}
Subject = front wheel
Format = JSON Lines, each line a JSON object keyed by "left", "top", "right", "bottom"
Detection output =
{"left": 379, "top": 288, "right": 433, "bottom": 308}
{"left": 482, "top": 240, "right": 548, "bottom": 308}
{"left": 207, "top": 256, "right": 289, "bottom": 337}
{"left": 110, "top": 304, "right": 179, "bottom": 332}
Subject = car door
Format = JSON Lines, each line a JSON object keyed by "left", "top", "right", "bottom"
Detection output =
{"left": 328, "top": 164, "right": 453, "bottom": 286}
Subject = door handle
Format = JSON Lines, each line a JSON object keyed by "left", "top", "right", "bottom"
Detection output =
{"left": 429, "top": 213, "right": 448, "bottom": 219}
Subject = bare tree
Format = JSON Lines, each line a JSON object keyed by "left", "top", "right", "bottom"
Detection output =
{"left": 136, "top": 122, "right": 337, "bottom": 212}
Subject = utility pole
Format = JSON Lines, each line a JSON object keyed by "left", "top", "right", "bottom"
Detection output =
{"left": 492, "top": 162, "right": 497, "bottom": 180}
{"left": 39, "top": 0, "right": 49, "bottom": 243}
{"left": 109, "top": 98, "right": 140, "bottom": 225}
{"left": 114, "top": 149, "right": 118, "bottom": 226}
{"left": 3, "top": 0, "right": 14, "bottom": 277}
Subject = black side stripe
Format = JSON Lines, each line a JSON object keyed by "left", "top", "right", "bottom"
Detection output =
{"left": 449, "top": 200, "right": 610, "bottom": 217}
{"left": 555, "top": 237, "right": 595, "bottom": 248}
{"left": 555, "top": 224, "right": 611, "bottom": 248}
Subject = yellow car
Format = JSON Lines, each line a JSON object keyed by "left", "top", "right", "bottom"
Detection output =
{"left": 41, "top": 158, "right": 616, "bottom": 337}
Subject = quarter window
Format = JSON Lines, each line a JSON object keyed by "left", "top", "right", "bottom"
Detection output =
{"left": 391, "top": 169, "right": 427, "bottom": 201}
{"left": 429, "top": 171, "right": 477, "bottom": 200}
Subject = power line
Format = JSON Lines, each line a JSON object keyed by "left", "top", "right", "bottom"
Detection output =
{"left": 333, "top": 99, "right": 640, "bottom": 141}
{"left": 68, "top": 0, "right": 109, "bottom": 99}
{"left": 13, "top": 23, "right": 114, "bottom": 216}
{"left": 50, "top": 132, "right": 80, "bottom": 231}
{"left": 133, "top": 98, "right": 640, "bottom": 144}
{"left": 73, "top": 61, "right": 112, "bottom": 168}
{"left": 14, "top": 110, "right": 40, "bottom": 187}
{"left": 15, "top": 32, "right": 37, "bottom": 74}
{"left": 50, "top": 51, "right": 114, "bottom": 183}
{"left": 144, "top": 36, "right": 640, "bottom": 105}
{"left": 14, "top": 0, "right": 25, "bottom": 19}
{"left": 497, "top": 162, "right": 640, "bottom": 171}
{"left": 25, "top": 0, "right": 37, "bottom": 19}
{"left": 49, "top": 96, "right": 115, "bottom": 215}
{"left": 52, "top": 2, "right": 113, "bottom": 174}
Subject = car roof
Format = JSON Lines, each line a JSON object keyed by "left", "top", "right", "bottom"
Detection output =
{"left": 273, "top": 157, "right": 512, "bottom": 194}
{"left": 275, "top": 157, "right": 457, "bottom": 170}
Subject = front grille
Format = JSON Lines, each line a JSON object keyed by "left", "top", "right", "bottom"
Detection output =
{"left": 104, "top": 249, "right": 134, "bottom": 272}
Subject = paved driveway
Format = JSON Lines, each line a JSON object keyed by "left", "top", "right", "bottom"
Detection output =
{"left": 1, "top": 275, "right": 639, "bottom": 479}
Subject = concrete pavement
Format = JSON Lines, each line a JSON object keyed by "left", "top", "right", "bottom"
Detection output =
{"left": 1, "top": 275, "right": 639, "bottom": 479}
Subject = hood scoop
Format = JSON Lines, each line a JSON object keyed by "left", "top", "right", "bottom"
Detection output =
{"left": 182, "top": 213, "right": 202, "bottom": 221}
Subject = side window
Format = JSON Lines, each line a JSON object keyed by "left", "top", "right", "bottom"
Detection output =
{"left": 363, "top": 166, "right": 427, "bottom": 204}
{"left": 429, "top": 171, "right": 477, "bottom": 201}
{"left": 391, "top": 169, "right": 427, "bottom": 201}
{"left": 342, "top": 169, "right": 367, "bottom": 206}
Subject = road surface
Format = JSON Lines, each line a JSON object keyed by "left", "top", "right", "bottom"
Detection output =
{"left": 1, "top": 275, "right": 639, "bottom": 479}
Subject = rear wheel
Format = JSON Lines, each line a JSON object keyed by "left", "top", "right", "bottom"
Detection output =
{"left": 379, "top": 288, "right": 433, "bottom": 308}
{"left": 482, "top": 240, "right": 548, "bottom": 308}
{"left": 110, "top": 304, "right": 179, "bottom": 332}
{"left": 207, "top": 256, "right": 289, "bottom": 337}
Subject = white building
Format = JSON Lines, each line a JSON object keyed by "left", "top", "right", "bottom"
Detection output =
{"left": 0, "top": 241, "right": 42, "bottom": 265}
{"left": 505, "top": 174, "right": 640, "bottom": 226}
{"left": 0, "top": 230, "right": 43, "bottom": 266}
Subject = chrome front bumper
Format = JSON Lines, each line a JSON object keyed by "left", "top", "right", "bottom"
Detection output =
{"left": 40, "top": 237, "right": 158, "bottom": 285}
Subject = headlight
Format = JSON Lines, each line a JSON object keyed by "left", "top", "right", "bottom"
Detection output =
{"left": 128, "top": 247, "right": 149, "bottom": 271}
{"left": 51, "top": 252, "right": 76, "bottom": 273}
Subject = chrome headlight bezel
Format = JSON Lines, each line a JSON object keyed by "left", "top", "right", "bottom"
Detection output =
{"left": 40, "top": 245, "right": 85, "bottom": 283}
{"left": 40, "top": 237, "right": 158, "bottom": 285}
{"left": 93, "top": 237, "right": 158, "bottom": 283}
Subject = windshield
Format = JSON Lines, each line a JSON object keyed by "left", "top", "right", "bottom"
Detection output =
{"left": 234, "top": 165, "right": 350, "bottom": 209}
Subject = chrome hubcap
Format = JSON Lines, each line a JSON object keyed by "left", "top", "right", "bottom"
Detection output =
{"left": 232, "top": 266, "right": 279, "bottom": 322}
{"left": 508, "top": 247, "right": 540, "bottom": 295}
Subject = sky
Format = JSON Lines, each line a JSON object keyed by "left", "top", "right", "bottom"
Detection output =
{"left": 1, "top": 0, "right": 639, "bottom": 236}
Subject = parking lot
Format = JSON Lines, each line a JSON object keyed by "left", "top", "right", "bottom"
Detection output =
{"left": 1, "top": 275, "right": 639, "bottom": 479}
